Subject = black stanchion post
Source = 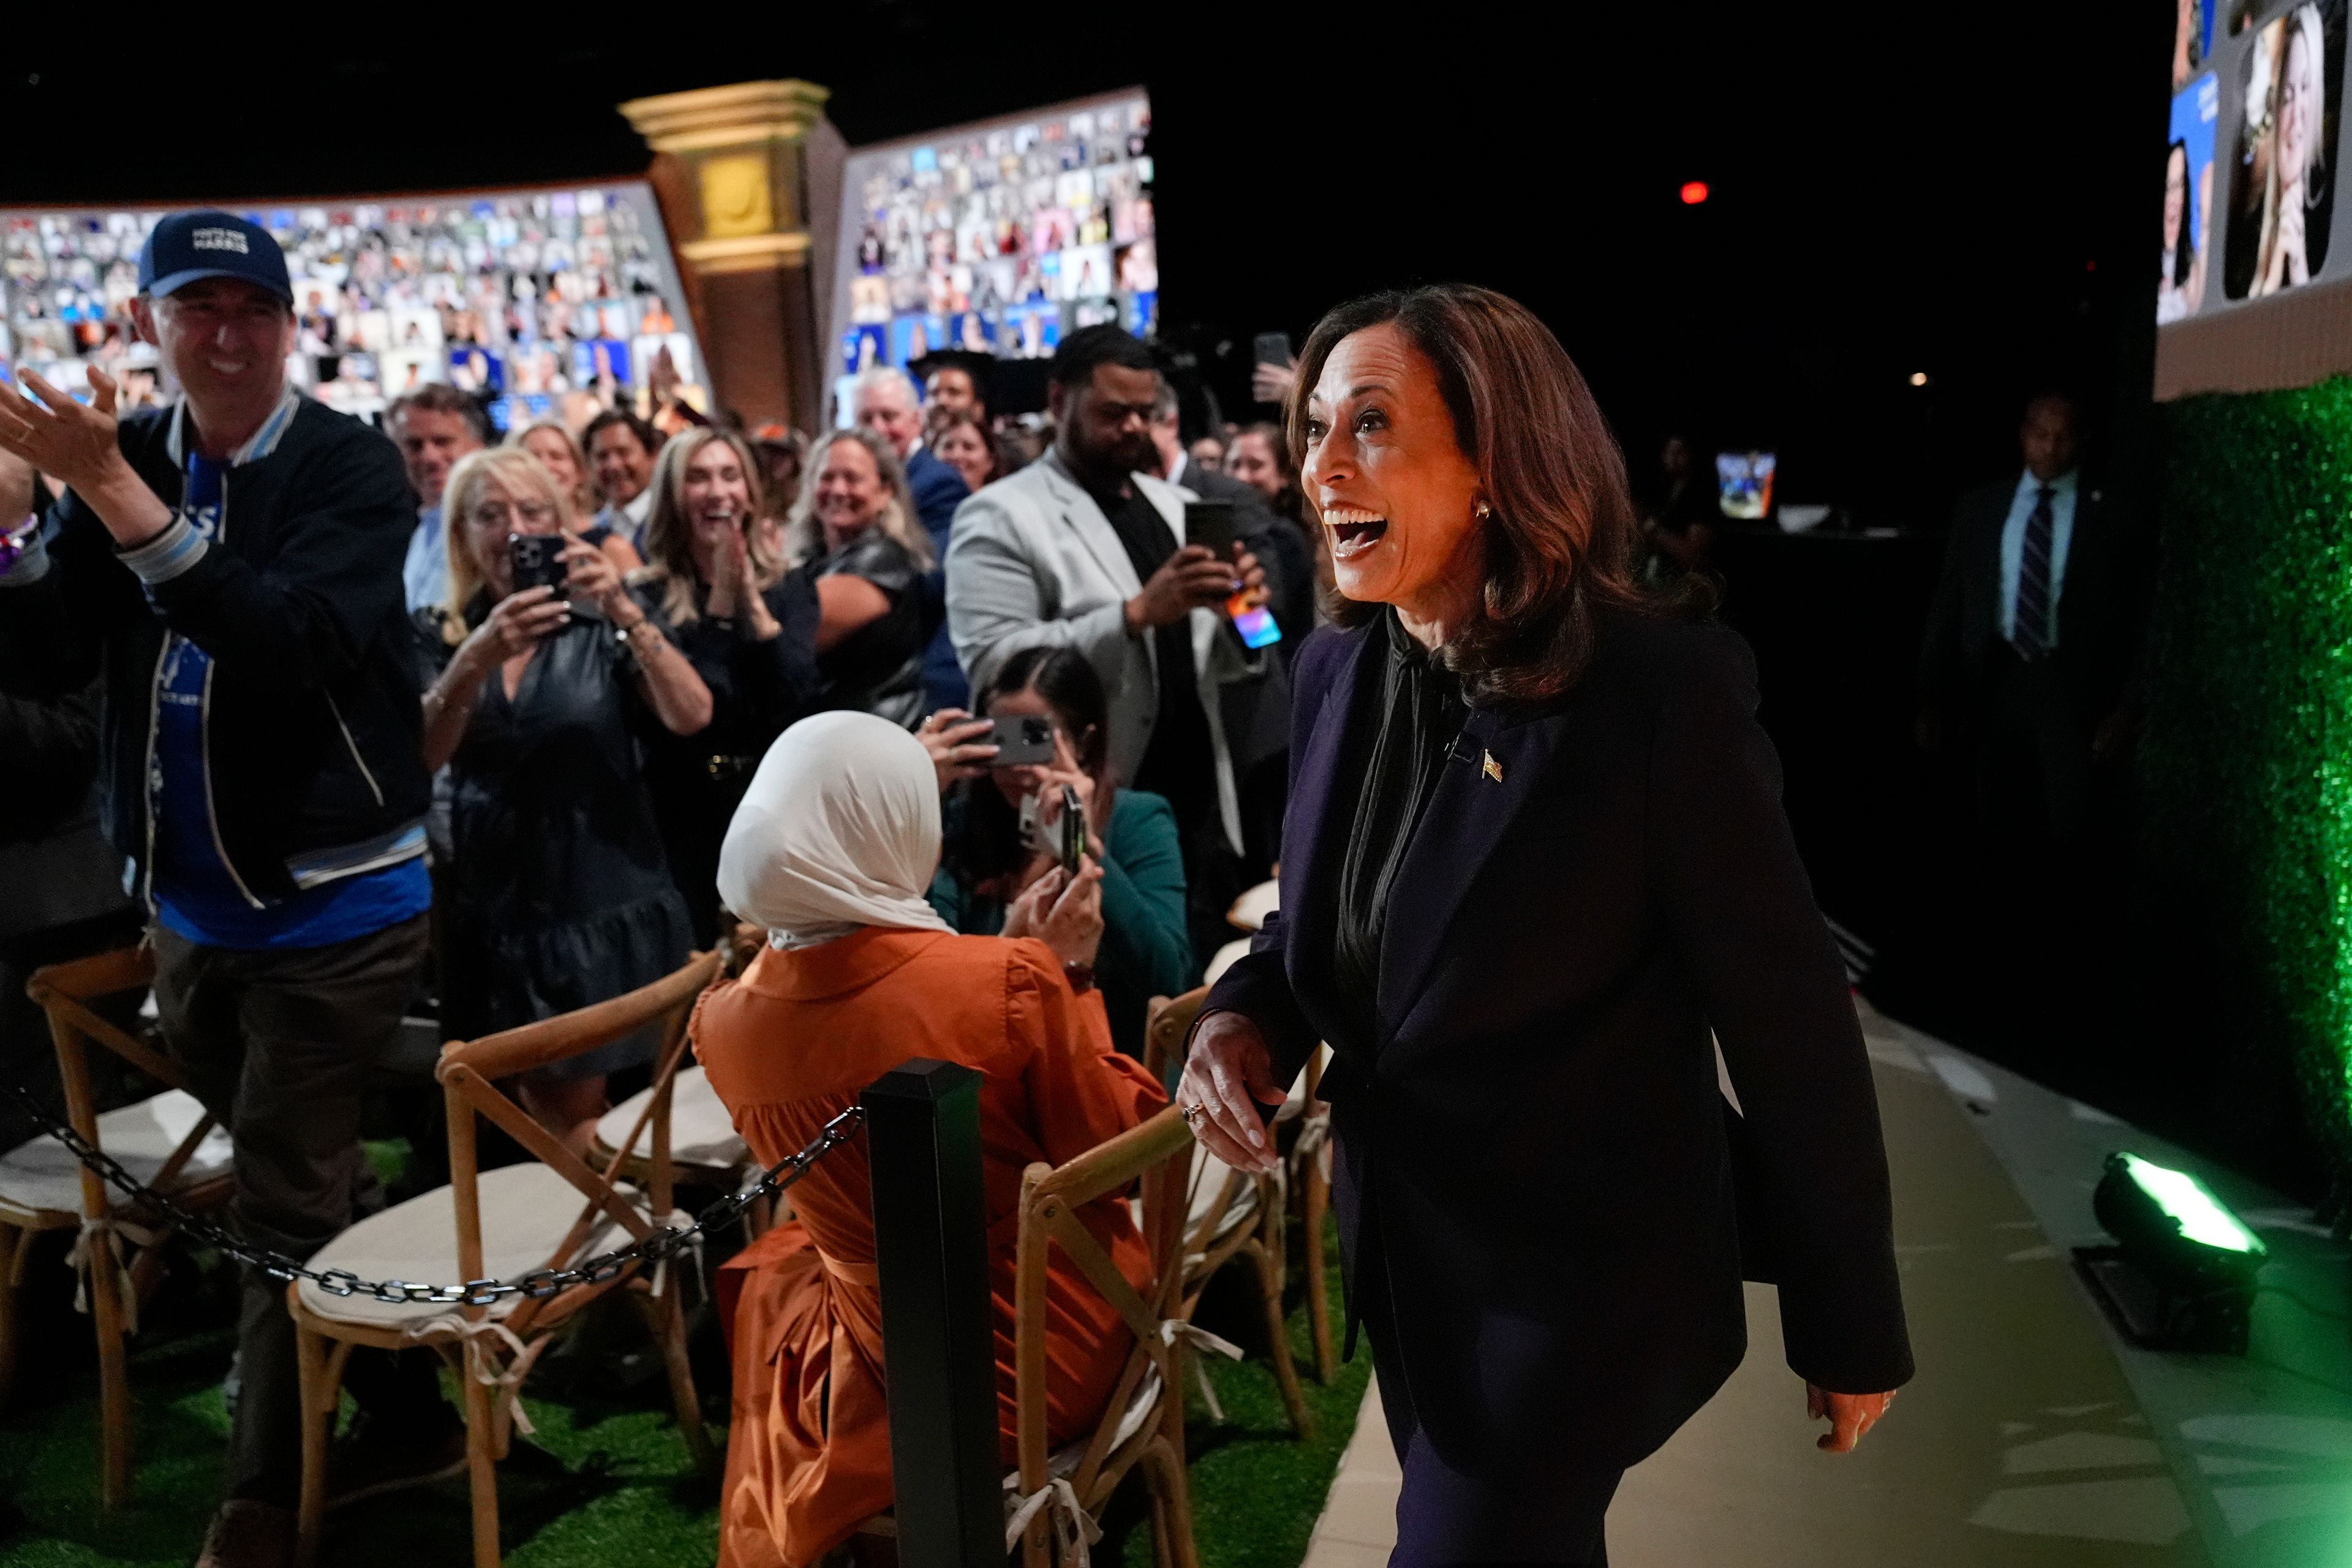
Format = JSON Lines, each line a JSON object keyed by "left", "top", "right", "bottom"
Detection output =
{"left": 864, "top": 1058, "right": 1001, "bottom": 1568}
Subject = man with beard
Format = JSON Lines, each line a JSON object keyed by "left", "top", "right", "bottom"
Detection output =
{"left": 946, "top": 326, "right": 1270, "bottom": 973}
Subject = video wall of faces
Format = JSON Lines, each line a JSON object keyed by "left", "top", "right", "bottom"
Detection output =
{"left": 0, "top": 183, "right": 706, "bottom": 433}
{"left": 824, "top": 89, "right": 1156, "bottom": 417}
{"left": 2162, "top": 0, "right": 2350, "bottom": 325}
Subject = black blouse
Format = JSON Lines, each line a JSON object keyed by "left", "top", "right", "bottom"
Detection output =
{"left": 1332, "top": 609, "right": 1467, "bottom": 1045}
{"left": 639, "top": 573, "right": 823, "bottom": 944}
{"left": 807, "top": 530, "right": 935, "bottom": 729}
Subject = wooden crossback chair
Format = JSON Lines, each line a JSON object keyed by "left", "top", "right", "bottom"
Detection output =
{"left": 1010, "top": 1104, "right": 1200, "bottom": 1568}
{"left": 6, "top": 946, "right": 233, "bottom": 1506}
{"left": 1144, "top": 987, "right": 1333, "bottom": 1431}
{"left": 288, "top": 949, "right": 724, "bottom": 1568}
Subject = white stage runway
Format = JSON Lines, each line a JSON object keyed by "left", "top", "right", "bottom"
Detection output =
{"left": 1297, "top": 999, "right": 2352, "bottom": 1567}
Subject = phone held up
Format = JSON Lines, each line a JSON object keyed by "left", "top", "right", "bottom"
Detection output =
{"left": 1253, "top": 331, "right": 1294, "bottom": 369}
{"left": 508, "top": 532, "right": 568, "bottom": 596}
{"left": 1058, "top": 785, "right": 1086, "bottom": 876}
{"left": 986, "top": 714, "right": 1057, "bottom": 768}
{"left": 1183, "top": 500, "right": 1281, "bottom": 651}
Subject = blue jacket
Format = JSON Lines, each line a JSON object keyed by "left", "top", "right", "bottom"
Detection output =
{"left": 0, "top": 394, "right": 427, "bottom": 906}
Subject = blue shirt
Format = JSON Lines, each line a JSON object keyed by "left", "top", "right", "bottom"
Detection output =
{"left": 1997, "top": 467, "right": 2079, "bottom": 647}
{"left": 402, "top": 505, "right": 447, "bottom": 612}
{"left": 152, "top": 441, "right": 431, "bottom": 950}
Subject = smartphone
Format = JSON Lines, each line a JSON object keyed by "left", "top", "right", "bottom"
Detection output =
{"left": 986, "top": 714, "right": 1057, "bottom": 767}
{"left": 1229, "top": 598, "right": 1283, "bottom": 650}
{"left": 1185, "top": 499, "right": 1237, "bottom": 559}
{"left": 1252, "top": 331, "right": 1294, "bottom": 368}
{"left": 1058, "top": 785, "right": 1086, "bottom": 875}
{"left": 508, "top": 532, "right": 568, "bottom": 595}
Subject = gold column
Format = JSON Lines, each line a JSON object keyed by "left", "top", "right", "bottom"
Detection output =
{"left": 620, "top": 79, "right": 832, "bottom": 434}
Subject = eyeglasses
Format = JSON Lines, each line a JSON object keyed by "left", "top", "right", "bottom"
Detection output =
{"left": 469, "top": 500, "right": 558, "bottom": 528}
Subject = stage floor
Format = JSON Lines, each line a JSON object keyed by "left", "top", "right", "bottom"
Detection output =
{"left": 1296, "top": 1000, "right": 2352, "bottom": 1567}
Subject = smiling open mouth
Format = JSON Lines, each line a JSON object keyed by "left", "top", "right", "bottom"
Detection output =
{"left": 1324, "top": 507, "right": 1389, "bottom": 554}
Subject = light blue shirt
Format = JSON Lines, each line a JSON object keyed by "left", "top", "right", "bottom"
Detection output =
{"left": 402, "top": 505, "right": 447, "bottom": 612}
{"left": 1997, "top": 467, "right": 2079, "bottom": 647}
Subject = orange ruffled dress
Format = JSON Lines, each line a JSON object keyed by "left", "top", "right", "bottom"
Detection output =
{"left": 695, "top": 927, "right": 1168, "bottom": 1568}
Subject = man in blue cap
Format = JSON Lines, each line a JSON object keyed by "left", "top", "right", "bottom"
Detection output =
{"left": 0, "top": 210, "right": 459, "bottom": 1567}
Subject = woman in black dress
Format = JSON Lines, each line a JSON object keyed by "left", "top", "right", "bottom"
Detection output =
{"left": 416, "top": 447, "right": 712, "bottom": 1153}
{"left": 630, "top": 427, "right": 824, "bottom": 945}
{"left": 781, "top": 428, "right": 937, "bottom": 729}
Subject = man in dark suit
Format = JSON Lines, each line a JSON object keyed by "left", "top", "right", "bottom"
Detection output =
{"left": 1918, "top": 392, "right": 2134, "bottom": 856}
{"left": 851, "top": 365, "right": 971, "bottom": 709}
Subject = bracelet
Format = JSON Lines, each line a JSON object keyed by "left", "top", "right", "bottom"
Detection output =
{"left": 619, "top": 618, "right": 665, "bottom": 664}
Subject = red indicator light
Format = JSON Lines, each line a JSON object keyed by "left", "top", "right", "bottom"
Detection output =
{"left": 1679, "top": 181, "right": 1709, "bottom": 205}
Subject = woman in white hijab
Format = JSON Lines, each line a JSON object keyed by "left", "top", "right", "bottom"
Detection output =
{"left": 694, "top": 712, "right": 1169, "bottom": 1568}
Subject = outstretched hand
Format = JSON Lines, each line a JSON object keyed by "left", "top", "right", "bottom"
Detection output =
{"left": 1807, "top": 1384, "right": 1898, "bottom": 1453}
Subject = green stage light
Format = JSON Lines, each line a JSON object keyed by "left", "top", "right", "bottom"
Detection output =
{"left": 2077, "top": 1150, "right": 2267, "bottom": 1354}
{"left": 2110, "top": 1153, "right": 2263, "bottom": 1255}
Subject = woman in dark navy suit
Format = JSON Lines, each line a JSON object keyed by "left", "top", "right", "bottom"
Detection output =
{"left": 1181, "top": 285, "right": 1912, "bottom": 1567}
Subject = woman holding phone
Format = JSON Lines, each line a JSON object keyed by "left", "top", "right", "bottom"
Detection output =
{"left": 918, "top": 647, "right": 1192, "bottom": 1056}
{"left": 416, "top": 447, "right": 712, "bottom": 1152}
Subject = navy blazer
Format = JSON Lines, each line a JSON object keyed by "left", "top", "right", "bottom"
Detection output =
{"left": 1204, "top": 611, "right": 1912, "bottom": 1473}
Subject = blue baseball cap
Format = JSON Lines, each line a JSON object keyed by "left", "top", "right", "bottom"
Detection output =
{"left": 137, "top": 209, "right": 292, "bottom": 303}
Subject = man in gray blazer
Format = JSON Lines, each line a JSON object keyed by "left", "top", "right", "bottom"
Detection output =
{"left": 946, "top": 326, "right": 1271, "bottom": 961}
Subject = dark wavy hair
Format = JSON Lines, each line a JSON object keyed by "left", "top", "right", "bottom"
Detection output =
{"left": 1287, "top": 284, "right": 1707, "bottom": 705}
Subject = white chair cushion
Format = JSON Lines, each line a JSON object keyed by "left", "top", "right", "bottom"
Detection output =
{"left": 1203, "top": 938, "right": 1251, "bottom": 989}
{"left": 594, "top": 1065, "right": 747, "bottom": 1172}
{"left": 295, "top": 1163, "right": 649, "bottom": 1329}
{"left": 1226, "top": 881, "right": 1278, "bottom": 933}
{"left": 0, "top": 1088, "right": 233, "bottom": 1223}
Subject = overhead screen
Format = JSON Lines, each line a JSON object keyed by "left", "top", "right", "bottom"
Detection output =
{"left": 822, "top": 88, "right": 1155, "bottom": 423}
{"left": 0, "top": 183, "right": 707, "bottom": 433}
{"left": 2162, "top": 0, "right": 2349, "bottom": 326}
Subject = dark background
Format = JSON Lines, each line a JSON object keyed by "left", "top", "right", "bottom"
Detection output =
{"left": 17, "top": 10, "right": 2278, "bottom": 1186}
{"left": 1, "top": 7, "right": 2168, "bottom": 524}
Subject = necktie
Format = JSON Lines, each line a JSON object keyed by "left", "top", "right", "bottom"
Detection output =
{"left": 2013, "top": 485, "right": 2056, "bottom": 659}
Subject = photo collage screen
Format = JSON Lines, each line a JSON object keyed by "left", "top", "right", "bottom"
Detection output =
{"left": 1, "top": 183, "right": 705, "bottom": 434}
{"left": 2163, "top": 0, "right": 2350, "bottom": 324}
{"left": 828, "top": 91, "right": 1155, "bottom": 421}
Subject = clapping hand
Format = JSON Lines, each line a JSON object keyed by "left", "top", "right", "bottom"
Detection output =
{"left": 0, "top": 366, "right": 123, "bottom": 498}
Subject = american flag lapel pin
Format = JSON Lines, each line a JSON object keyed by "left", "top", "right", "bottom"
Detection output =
{"left": 1482, "top": 749, "right": 1504, "bottom": 783}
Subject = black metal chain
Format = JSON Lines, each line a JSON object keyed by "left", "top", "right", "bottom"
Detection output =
{"left": 2, "top": 1077, "right": 862, "bottom": 1307}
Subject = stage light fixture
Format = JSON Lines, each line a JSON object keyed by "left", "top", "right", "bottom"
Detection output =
{"left": 2074, "top": 1151, "right": 2266, "bottom": 1354}
{"left": 1909, "top": 372, "right": 1929, "bottom": 386}
{"left": 1679, "top": 180, "right": 1709, "bottom": 205}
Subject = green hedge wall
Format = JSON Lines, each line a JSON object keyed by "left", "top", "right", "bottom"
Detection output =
{"left": 2145, "top": 380, "right": 2352, "bottom": 1185}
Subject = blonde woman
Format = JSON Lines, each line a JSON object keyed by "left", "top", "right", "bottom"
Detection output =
{"left": 2260, "top": 4, "right": 2332, "bottom": 295}
{"left": 511, "top": 417, "right": 642, "bottom": 573}
{"left": 630, "top": 426, "right": 824, "bottom": 943}
{"left": 415, "top": 446, "right": 710, "bottom": 1152}
{"left": 783, "top": 426, "right": 938, "bottom": 728}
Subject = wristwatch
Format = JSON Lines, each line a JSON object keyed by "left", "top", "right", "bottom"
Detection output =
{"left": 1062, "top": 960, "right": 1096, "bottom": 995}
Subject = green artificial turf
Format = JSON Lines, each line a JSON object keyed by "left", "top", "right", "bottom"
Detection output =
{"left": 0, "top": 1213, "right": 1366, "bottom": 1567}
